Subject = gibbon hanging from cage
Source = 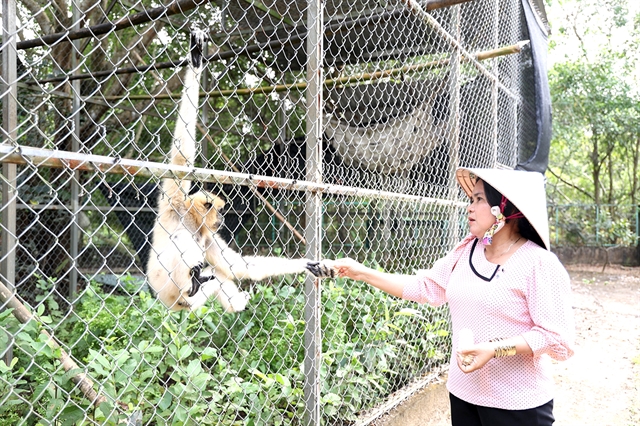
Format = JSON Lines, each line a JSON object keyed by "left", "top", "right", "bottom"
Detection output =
{"left": 147, "top": 29, "right": 312, "bottom": 312}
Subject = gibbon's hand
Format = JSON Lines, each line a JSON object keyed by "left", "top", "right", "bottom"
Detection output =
{"left": 189, "top": 263, "right": 216, "bottom": 297}
{"left": 456, "top": 342, "right": 496, "bottom": 374}
{"left": 306, "top": 257, "right": 368, "bottom": 280}
{"left": 305, "top": 260, "right": 337, "bottom": 278}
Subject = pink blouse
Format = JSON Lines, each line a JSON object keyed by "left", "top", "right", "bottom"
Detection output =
{"left": 402, "top": 235, "right": 575, "bottom": 410}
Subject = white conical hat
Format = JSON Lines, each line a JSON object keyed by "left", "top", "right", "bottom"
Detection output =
{"left": 456, "top": 167, "right": 550, "bottom": 250}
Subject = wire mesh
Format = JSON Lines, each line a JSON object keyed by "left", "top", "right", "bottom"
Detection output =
{"left": 549, "top": 204, "right": 640, "bottom": 248}
{"left": 0, "top": 0, "right": 544, "bottom": 423}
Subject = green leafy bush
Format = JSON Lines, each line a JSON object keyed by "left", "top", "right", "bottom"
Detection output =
{"left": 0, "top": 273, "right": 449, "bottom": 425}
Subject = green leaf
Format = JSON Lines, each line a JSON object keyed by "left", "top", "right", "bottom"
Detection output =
{"left": 0, "top": 308, "right": 14, "bottom": 321}
{"left": 201, "top": 347, "right": 218, "bottom": 361}
{"left": 59, "top": 405, "right": 86, "bottom": 426}
{"left": 89, "top": 349, "right": 112, "bottom": 370}
{"left": 322, "top": 392, "right": 341, "bottom": 405}
{"left": 192, "top": 372, "right": 211, "bottom": 390}
{"left": 172, "top": 405, "right": 188, "bottom": 424}
{"left": 0, "top": 357, "right": 18, "bottom": 374}
{"left": 59, "top": 368, "right": 85, "bottom": 385}
{"left": 394, "top": 308, "right": 427, "bottom": 320}
{"left": 158, "top": 391, "right": 172, "bottom": 411}
{"left": 177, "top": 345, "right": 193, "bottom": 361}
{"left": 184, "top": 359, "right": 202, "bottom": 376}
{"left": 97, "top": 401, "right": 115, "bottom": 421}
{"left": 115, "top": 351, "right": 131, "bottom": 366}
{"left": 275, "top": 373, "right": 291, "bottom": 389}
{"left": 45, "top": 398, "right": 64, "bottom": 421}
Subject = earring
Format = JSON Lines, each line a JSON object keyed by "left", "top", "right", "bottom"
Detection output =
{"left": 482, "top": 206, "right": 505, "bottom": 245}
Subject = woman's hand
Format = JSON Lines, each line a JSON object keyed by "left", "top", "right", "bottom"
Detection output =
{"left": 305, "top": 257, "right": 368, "bottom": 280}
{"left": 307, "top": 258, "right": 410, "bottom": 298}
{"left": 331, "top": 257, "right": 368, "bottom": 280}
{"left": 456, "top": 342, "right": 495, "bottom": 374}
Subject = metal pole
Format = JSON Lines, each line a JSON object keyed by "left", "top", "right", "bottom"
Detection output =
{"left": 303, "top": 0, "right": 323, "bottom": 420}
{"left": 69, "top": 0, "right": 81, "bottom": 296}
{"left": 491, "top": 0, "right": 499, "bottom": 165}
{"left": 636, "top": 205, "right": 639, "bottom": 265}
{"left": 446, "top": 4, "right": 462, "bottom": 244}
{"left": 1, "top": 0, "right": 18, "bottom": 365}
{"left": 201, "top": 43, "right": 210, "bottom": 161}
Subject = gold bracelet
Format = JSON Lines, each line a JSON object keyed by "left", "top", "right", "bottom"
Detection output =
{"left": 494, "top": 344, "right": 517, "bottom": 358}
{"left": 490, "top": 338, "right": 516, "bottom": 358}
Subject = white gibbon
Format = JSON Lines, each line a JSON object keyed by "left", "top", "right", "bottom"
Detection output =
{"left": 147, "top": 29, "right": 313, "bottom": 312}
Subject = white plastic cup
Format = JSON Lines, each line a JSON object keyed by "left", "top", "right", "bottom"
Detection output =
{"left": 458, "top": 328, "right": 474, "bottom": 349}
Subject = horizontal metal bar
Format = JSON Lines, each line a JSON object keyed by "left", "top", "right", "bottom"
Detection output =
{"left": 0, "top": 144, "right": 467, "bottom": 208}
{"left": 103, "top": 42, "right": 526, "bottom": 101}
{"left": 14, "top": 203, "right": 157, "bottom": 214}
{"left": 15, "top": 0, "right": 213, "bottom": 51}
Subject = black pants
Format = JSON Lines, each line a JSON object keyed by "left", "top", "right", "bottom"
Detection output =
{"left": 449, "top": 393, "right": 555, "bottom": 426}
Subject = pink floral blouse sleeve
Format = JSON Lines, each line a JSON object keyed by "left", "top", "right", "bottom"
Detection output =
{"left": 520, "top": 250, "right": 575, "bottom": 360}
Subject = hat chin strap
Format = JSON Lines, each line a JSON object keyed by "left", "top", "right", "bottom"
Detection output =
{"left": 482, "top": 196, "right": 524, "bottom": 245}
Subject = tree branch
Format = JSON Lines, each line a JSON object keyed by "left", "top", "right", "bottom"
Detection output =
{"left": 547, "top": 166, "right": 594, "bottom": 201}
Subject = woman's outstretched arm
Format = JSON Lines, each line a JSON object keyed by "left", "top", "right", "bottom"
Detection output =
{"left": 307, "top": 258, "right": 416, "bottom": 299}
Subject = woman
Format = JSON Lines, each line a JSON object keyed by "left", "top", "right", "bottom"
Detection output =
{"left": 307, "top": 167, "right": 575, "bottom": 426}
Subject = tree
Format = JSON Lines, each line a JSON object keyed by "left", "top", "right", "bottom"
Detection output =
{"left": 549, "top": 57, "right": 640, "bottom": 206}
{"left": 546, "top": 0, "right": 640, "bottom": 207}
{"left": 545, "top": 0, "right": 640, "bottom": 249}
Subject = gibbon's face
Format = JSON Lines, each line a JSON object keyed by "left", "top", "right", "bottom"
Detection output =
{"left": 186, "top": 191, "right": 226, "bottom": 233}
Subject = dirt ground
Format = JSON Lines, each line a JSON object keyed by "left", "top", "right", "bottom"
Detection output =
{"left": 552, "top": 264, "right": 640, "bottom": 426}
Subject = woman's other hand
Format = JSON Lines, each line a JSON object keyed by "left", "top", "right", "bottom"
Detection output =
{"left": 456, "top": 342, "right": 496, "bottom": 374}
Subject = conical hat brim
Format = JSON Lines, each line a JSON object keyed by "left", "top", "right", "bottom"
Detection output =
{"left": 456, "top": 168, "right": 550, "bottom": 250}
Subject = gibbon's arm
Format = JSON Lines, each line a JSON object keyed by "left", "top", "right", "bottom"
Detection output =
{"left": 205, "top": 235, "right": 309, "bottom": 282}
{"left": 158, "top": 31, "right": 206, "bottom": 216}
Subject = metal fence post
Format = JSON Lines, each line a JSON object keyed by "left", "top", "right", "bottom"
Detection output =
{"left": 635, "top": 205, "right": 639, "bottom": 237}
{"left": 447, "top": 2, "right": 463, "bottom": 243}
{"left": 491, "top": 0, "right": 499, "bottom": 164}
{"left": 69, "top": 1, "right": 81, "bottom": 296}
{"left": 304, "top": 0, "right": 323, "bottom": 422}
{"left": 1, "top": 0, "right": 18, "bottom": 366}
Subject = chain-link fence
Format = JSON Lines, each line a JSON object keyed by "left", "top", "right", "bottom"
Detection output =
{"left": 1, "top": 0, "right": 547, "bottom": 424}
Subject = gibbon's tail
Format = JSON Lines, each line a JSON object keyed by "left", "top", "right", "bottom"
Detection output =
{"left": 171, "top": 28, "right": 207, "bottom": 168}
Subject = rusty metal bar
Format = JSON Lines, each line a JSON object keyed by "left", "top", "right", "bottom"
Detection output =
{"left": 16, "top": 0, "right": 214, "bottom": 50}
{"left": 0, "top": 145, "right": 467, "bottom": 207}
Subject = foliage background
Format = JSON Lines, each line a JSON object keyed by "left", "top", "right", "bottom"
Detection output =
{"left": 545, "top": 0, "right": 640, "bottom": 249}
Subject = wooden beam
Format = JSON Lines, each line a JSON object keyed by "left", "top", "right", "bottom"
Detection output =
{"left": 16, "top": 0, "right": 214, "bottom": 50}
